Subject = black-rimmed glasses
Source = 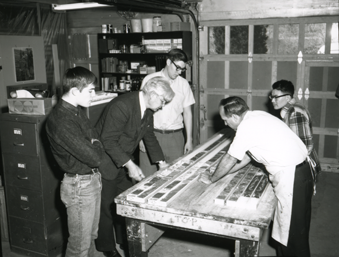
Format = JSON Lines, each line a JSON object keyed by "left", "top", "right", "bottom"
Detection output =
{"left": 171, "top": 60, "right": 187, "bottom": 72}
{"left": 269, "top": 94, "right": 291, "bottom": 100}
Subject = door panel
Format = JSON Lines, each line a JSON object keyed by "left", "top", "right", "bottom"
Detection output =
{"left": 304, "top": 62, "right": 339, "bottom": 171}
{"left": 199, "top": 17, "right": 338, "bottom": 173}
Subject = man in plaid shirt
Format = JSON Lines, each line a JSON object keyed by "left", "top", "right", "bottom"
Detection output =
{"left": 270, "top": 79, "right": 317, "bottom": 256}
{"left": 270, "top": 80, "right": 321, "bottom": 183}
{"left": 271, "top": 80, "right": 313, "bottom": 154}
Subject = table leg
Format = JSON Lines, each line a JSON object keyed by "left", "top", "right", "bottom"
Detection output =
{"left": 125, "top": 218, "right": 148, "bottom": 257}
{"left": 125, "top": 218, "right": 166, "bottom": 256}
{"left": 235, "top": 239, "right": 260, "bottom": 257}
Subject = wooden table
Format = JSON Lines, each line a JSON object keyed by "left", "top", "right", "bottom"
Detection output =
{"left": 115, "top": 129, "right": 277, "bottom": 257}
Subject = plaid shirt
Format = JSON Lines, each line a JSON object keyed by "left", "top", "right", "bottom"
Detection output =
{"left": 280, "top": 99, "right": 314, "bottom": 154}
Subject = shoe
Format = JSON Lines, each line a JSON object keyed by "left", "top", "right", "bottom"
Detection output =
{"left": 103, "top": 249, "right": 122, "bottom": 257}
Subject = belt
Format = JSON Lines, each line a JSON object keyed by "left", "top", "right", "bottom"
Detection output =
{"left": 297, "top": 160, "right": 308, "bottom": 168}
{"left": 65, "top": 168, "right": 99, "bottom": 177}
{"left": 154, "top": 128, "right": 183, "bottom": 134}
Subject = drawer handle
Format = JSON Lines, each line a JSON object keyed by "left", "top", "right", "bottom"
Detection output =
{"left": 20, "top": 205, "right": 30, "bottom": 211}
{"left": 13, "top": 142, "right": 24, "bottom": 147}
{"left": 23, "top": 238, "right": 34, "bottom": 244}
{"left": 17, "top": 175, "right": 28, "bottom": 180}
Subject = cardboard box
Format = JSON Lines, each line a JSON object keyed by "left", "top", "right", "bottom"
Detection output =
{"left": 171, "top": 22, "right": 191, "bottom": 31}
{"left": 8, "top": 98, "right": 52, "bottom": 115}
{"left": 162, "top": 23, "right": 171, "bottom": 32}
{"left": 7, "top": 83, "right": 48, "bottom": 99}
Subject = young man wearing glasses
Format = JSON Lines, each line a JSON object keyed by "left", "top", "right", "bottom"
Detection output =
{"left": 271, "top": 80, "right": 321, "bottom": 181}
{"left": 270, "top": 79, "right": 318, "bottom": 256}
{"left": 139, "top": 48, "right": 195, "bottom": 177}
{"left": 271, "top": 80, "right": 314, "bottom": 154}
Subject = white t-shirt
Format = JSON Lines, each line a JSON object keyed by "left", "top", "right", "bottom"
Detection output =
{"left": 141, "top": 70, "right": 195, "bottom": 130}
{"left": 228, "top": 110, "right": 307, "bottom": 175}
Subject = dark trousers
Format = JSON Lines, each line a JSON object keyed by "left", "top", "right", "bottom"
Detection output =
{"left": 95, "top": 169, "right": 133, "bottom": 252}
{"left": 277, "top": 161, "right": 313, "bottom": 257}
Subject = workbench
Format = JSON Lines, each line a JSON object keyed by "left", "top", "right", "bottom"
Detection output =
{"left": 115, "top": 129, "right": 277, "bottom": 257}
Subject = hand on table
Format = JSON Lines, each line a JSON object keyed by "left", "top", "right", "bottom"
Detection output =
{"left": 184, "top": 140, "right": 193, "bottom": 154}
{"left": 158, "top": 161, "right": 169, "bottom": 170}
{"left": 198, "top": 172, "right": 212, "bottom": 185}
{"left": 125, "top": 160, "right": 145, "bottom": 181}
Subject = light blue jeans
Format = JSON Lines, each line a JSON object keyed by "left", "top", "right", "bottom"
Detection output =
{"left": 60, "top": 171, "right": 102, "bottom": 257}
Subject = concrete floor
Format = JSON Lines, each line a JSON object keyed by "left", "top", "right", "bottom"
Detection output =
{"left": 1, "top": 172, "right": 339, "bottom": 257}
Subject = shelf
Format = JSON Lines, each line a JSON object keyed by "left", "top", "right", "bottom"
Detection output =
{"left": 100, "top": 53, "right": 168, "bottom": 56}
{"left": 101, "top": 72, "right": 147, "bottom": 76}
{"left": 98, "top": 31, "right": 192, "bottom": 90}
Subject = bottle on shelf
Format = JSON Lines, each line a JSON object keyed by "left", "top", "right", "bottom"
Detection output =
{"left": 125, "top": 80, "right": 131, "bottom": 91}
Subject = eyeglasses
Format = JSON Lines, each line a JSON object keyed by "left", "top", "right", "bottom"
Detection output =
{"left": 269, "top": 94, "right": 291, "bottom": 100}
{"left": 157, "top": 94, "right": 167, "bottom": 107}
{"left": 171, "top": 60, "right": 186, "bottom": 72}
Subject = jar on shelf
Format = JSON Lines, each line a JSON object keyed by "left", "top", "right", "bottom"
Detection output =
{"left": 153, "top": 16, "right": 162, "bottom": 32}
{"left": 119, "top": 80, "right": 125, "bottom": 90}
{"left": 125, "top": 81, "right": 131, "bottom": 91}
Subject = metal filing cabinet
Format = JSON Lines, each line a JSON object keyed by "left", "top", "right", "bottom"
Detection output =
{"left": 0, "top": 113, "right": 66, "bottom": 257}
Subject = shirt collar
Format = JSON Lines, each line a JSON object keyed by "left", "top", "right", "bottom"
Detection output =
{"left": 280, "top": 98, "right": 296, "bottom": 119}
{"left": 60, "top": 99, "right": 81, "bottom": 116}
{"left": 139, "top": 91, "right": 146, "bottom": 118}
{"left": 161, "top": 69, "right": 174, "bottom": 85}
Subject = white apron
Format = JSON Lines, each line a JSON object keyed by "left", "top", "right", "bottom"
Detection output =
{"left": 269, "top": 165, "right": 296, "bottom": 246}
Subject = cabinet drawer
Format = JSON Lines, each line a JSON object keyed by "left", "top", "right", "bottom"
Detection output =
{"left": 7, "top": 187, "right": 44, "bottom": 222}
{"left": 3, "top": 154, "right": 41, "bottom": 190}
{"left": 9, "top": 216, "right": 65, "bottom": 256}
{"left": 0, "top": 121, "right": 38, "bottom": 156}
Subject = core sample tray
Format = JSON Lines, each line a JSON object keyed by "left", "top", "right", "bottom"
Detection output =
{"left": 126, "top": 131, "right": 269, "bottom": 209}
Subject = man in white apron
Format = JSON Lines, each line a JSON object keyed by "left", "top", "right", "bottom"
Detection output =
{"left": 199, "top": 96, "right": 313, "bottom": 257}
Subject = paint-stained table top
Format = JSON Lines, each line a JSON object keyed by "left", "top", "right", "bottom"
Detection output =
{"left": 115, "top": 129, "right": 277, "bottom": 241}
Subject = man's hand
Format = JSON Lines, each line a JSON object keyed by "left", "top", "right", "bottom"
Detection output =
{"left": 158, "top": 160, "right": 169, "bottom": 170}
{"left": 184, "top": 140, "right": 193, "bottom": 154}
{"left": 139, "top": 140, "right": 146, "bottom": 153}
{"left": 198, "top": 172, "right": 212, "bottom": 185}
{"left": 125, "top": 160, "right": 145, "bottom": 181}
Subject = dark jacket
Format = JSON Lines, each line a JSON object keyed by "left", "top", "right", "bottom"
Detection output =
{"left": 96, "top": 91, "right": 164, "bottom": 180}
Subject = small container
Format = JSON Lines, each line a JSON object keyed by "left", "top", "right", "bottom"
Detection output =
{"left": 153, "top": 16, "right": 161, "bottom": 32}
{"left": 108, "top": 24, "right": 112, "bottom": 33}
{"left": 125, "top": 81, "right": 131, "bottom": 91}
{"left": 102, "top": 24, "right": 107, "bottom": 33}
{"left": 120, "top": 44, "right": 129, "bottom": 53}
{"left": 131, "top": 19, "right": 142, "bottom": 32}
{"left": 123, "top": 24, "right": 130, "bottom": 33}
{"left": 142, "top": 18, "right": 153, "bottom": 32}
{"left": 119, "top": 80, "right": 125, "bottom": 90}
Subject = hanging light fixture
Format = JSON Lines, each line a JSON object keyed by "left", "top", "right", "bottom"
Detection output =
{"left": 52, "top": 2, "right": 111, "bottom": 12}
